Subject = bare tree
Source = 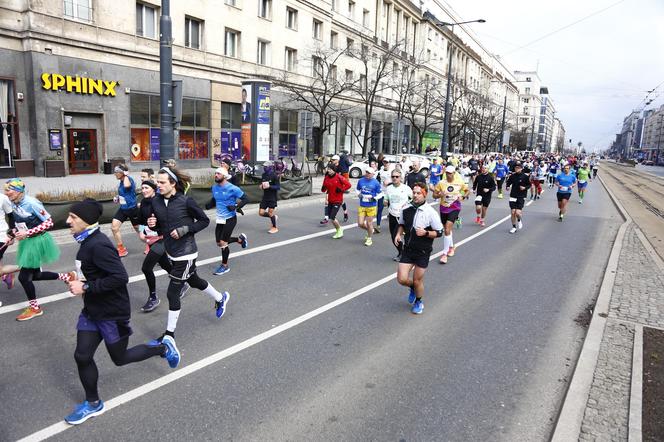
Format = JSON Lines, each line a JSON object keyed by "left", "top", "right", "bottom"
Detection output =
{"left": 400, "top": 76, "right": 445, "bottom": 152}
{"left": 273, "top": 43, "right": 355, "bottom": 157}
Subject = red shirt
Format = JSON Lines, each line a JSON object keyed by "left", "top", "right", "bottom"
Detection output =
{"left": 322, "top": 173, "right": 351, "bottom": 204}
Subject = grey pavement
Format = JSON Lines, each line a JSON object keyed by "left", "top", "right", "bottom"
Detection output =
{"left": 0, "top": 179, "right": 621, "bottom": 441}
{"left": 635, "top": 164, "right": 664, "bottom": 178}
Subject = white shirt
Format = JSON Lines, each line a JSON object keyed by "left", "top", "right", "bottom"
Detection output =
{"left": 376, "top": 166, "right": 394, "bottom": 188}
{"left": 384, "top": 183, "right": 413, "bottom": 217}
{"left": 0, "top": 194, "right": 13, "bottom": 243}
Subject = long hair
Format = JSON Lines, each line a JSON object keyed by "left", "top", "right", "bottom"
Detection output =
{"left": 159, "top": 167, "right": 191, "bottom": 194}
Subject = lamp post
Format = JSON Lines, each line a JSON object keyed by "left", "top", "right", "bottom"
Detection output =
{"left": 435, "top": 19, "right": 486, "bottom": 157}
{"left": 159, "top": 0, "right": 175, "bottom": 165}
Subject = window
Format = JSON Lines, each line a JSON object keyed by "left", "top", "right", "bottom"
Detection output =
{"left": 285, "top": 47, "right": 297, "bottom": 71}
{"left": 345, "top": 69, "right": 353, "bottom": 82}
{"left": 130, "top": 93, "right": 161, "bottom": 161}
{"left": 330, "top": 65, "right": 337, "bottom": 82}
{"left": 221, "top": 103, "right": 242, "bottom": 130}
{"left": 185, "top": 17, "right": 202, "bottom": 49}
{"left": 363, "top": 9, "right": 370, "bottom": 27}
{"left": 286, "top": 7, "right": 298, "bottom": 30}
{"left": 278, "top": 110, "right": 299, "bottom": 157}
{"left": 330, "top": 31, "right": 338, "bottom": 49}
{"left": 258, "top": 0, "right": 271, "bottom": 18}
{"left": 525, "top": 87, "right": 531, "bottom": 94}
{"left": 64, "top": 0, "right": 92, "bottom": 21}
{"left": 346, "top": 37, "right": 354, "bottom": 49}
{"left": 523, "top": 107, "right": 528, "bottom": 114}
{"left": 136, "top": 3, "right": 157, "bottom": 38}
{"left": 257, "top": 40, "right": 269, "bottom": 65}
{"left": 224, "top": 29, "right": 239, "bottom": 57}
{"left": 312, "top": 56, "right": 323, "bottom": 77}
{"left": 526, "top": 77, "right": 532, "bottom": 82}
{"left": 348, "top": 0, "right": 355, "bottom": 18}
{"left": 426, "top": 49, "right": 431, "bottom": 61}
{"left": 331, "top": 0, "right": 337, "bottom": 11}
{"left": 225, "top": 0, "right": 236, "bottom": 5}
{"left": 313, "top": 19, "right": 322, "bottom": 39}
{"left": 179, "top": 99, "right": 210, "bottom": 160}
{"left": 522, "top": 98, "right": 529, "bottom": 103}
{"left": 0, "top": 79, "right": 18, "bottom": 167}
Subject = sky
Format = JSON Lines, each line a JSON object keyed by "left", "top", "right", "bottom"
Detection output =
{"left": 422, "top": 0, "right": 664, "bottom": 151}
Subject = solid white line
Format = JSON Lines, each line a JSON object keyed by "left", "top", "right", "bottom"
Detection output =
{"left": 19, "top": 197, "right": 523, "bottom": 441}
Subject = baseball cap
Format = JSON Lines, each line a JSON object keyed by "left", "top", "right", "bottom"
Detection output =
{"left": 515, "top": 161, "right": 523, "bottom": 167}
{"left": 445, "top": 165, "right": 455, "bottom": 173}
{"left": 331, "top": 154, "right": 340, "bottom": 161}
{"left": 215, "top": 167, "right": 231, "bottom": 178}
{"left": 365, "top": 167, "right": 375, "bottom": 175}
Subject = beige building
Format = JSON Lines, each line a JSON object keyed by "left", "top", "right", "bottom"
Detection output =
{"left": 1, "top": 0, "right": 520, "bottom": 176}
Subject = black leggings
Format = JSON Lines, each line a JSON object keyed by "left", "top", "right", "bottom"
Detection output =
{"left": 74, "top": 330, "right": 164, "bottom": 402}
{"left": 141, "top": 245, "right": 172, "bottom": 294}
{"left": 166, "top": 261, "right": 209, "bottom": 311}
{"left": 18, "top": 268, "right": 59, "bottom": 301}
{"left": 496, "top": 178, "right": 504, "bottom": 192}
{"left": 388, "top": 214, "right": 402, "bottom": 255}
{"left": 324, "top": 202, "right": 347, "bottom": 216}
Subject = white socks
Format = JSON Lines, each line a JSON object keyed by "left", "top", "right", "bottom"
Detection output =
{"left": 167, "top": 309, "right": 181, "bottom": 333}
{"left": 203, "top": 282, "right": 223, "bottom": 302}
{"left": 443, "top": 235, "right": 452, "bottom": 255}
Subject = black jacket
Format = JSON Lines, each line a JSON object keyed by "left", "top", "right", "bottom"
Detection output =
{"left": 78, "top": 229, "right": 130, "bottom": 321}
{"left": 473, "top": 173, "right": 496, "bottom": 195}
{"left": 261, "top": 171, "right": 280, "bottom": 202}
{"left": 506, "top": 172, "right": 530, "bottom": 198}
{"left": 406, "top": 170, "right": 427, "bottom": 189}
{"left": 149, "top": 192, "right": 209, "bottom": 259}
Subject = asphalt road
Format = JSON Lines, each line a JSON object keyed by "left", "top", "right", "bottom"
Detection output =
{"left": 635, "top": 164, "right": 664, "bottom": 178}
{"left": 0, "top": 179, "right": 621, "bottom": 441}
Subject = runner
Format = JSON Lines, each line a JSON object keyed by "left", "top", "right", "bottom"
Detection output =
{"left": 528, "top": 161, "right": 542, "bottom": 200}
{"left": 140, "top": 168, "right": 155, "bottom": 183}
{"left": 63, "top": 198, "right": 179, "bottom": 425}
{"left": 4, "top": 179, "right": 77, "bottom": 320}
{"left": 505, "top": 162, "right": 530, "bottom": 234}
{"left": 591, "top": 157, "right": 599, "bottom": 179}
{"left": 433, "top": 165, "right": 468, "bottom": 264}
{"left": 356, "top": 167, "right": 383, "bottom": 246}
{"left": 405, "top": 159, "right": 426, "bottom": 189}
{"left": 428, "top": 157, "right": 442, "bottom": 192}
{"left": 384, "top": 168, "right": 413, "bottom": 261}
{"left": 556, "top": 164, "right": 577, "bottom": 221}
{"left": 111, "top": 165, "right": 141, "bottom": 257}
{"left": 320, "top": 155, "right": 349, "bottom": 224}
{"left": 576, "top": 161, "right": 592, "bottom": 204}
{"left": 205, "top": 168, "right": 248, "bottom": 275}
{"left": 259, "top": 161, "right": 280, "bottom": 234}
{"left": 472, "top": 163, "right": 496, "bottom": 227}
{"left": 494, "top": 158, "right": 509, "bottom": 199}
{"left": 320, "top": 164, "right": 351, "bottom": 239}
{"left": 374, "top": 159, "right": 393, "bottom": 233}
{"left": 395, "top": 182, "right": 443, "bottom": 315}
{"left": 137, "top": 180, "right": 171, "bottom": 312}
{"left": 0, "top": 191, "right": 19, "bottom": 297}
{"left": 536, "top": 161, "right": 547, "bottom": 198}
{"left": 547, "top": 159, "right": 559, "bottom": 188}
{"left": 146, "top": 167, "right": 230, "bottom": 347}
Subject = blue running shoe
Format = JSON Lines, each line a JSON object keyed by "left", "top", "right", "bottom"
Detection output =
{"left": 161, "top": 335, "right": 180, "bottom": 368}
{"left": 215, "top": 291, "right": 230, "bottom": 318}
{"left": 411, "top": 299, "right": 424, "bottom": 315}
{"left": 239, "top": 233, "right": 248, "bottom": 249}
{"left": 408, "top": 287, "right": 416, "bottom": 305}
{"left": 65, "top": 400, "right": 105, "bottom": 425}
{"left": 213, "top": 264, "right": 230, "bottom": 276}
{"left": 146, "top": 333, "right": 164, "bottom": 348}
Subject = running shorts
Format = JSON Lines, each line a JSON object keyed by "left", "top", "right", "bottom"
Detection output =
{"left": 439, "top": 210, "right": 460, "bottom": 224}
{"left": 509, "top": 197, "right": 525, "bottom": 210}
{"left": 168, "top": 259, "right": 197, "bottom": 281}
{"left": 259, "top": 200, "right": 278, "bottom": 210}
{"left": 77, "top": 312, "right": 132, "bottom": 345}
{"left": 399, "top": 247, "right": 431, "bottom": 269}
{"left": 557, "top": 192, "right": 572, "bottom": 201}
{"left": 0, "top": 241, "right": 6, "bottom": 260}
{"left": 474, "top": 194, "right": 491, "bottom": 208}
{"left": 578, "top": 181, "right": 588, "bottom": 190}
{"left": 327, "top": 203, "right": 341, "bottom": 220}
{"left": 113, "top": 207, "right": 141, "bottom": 226}
{"left": 358, "top": 206, "right": 377, "bottom": 217}
{"left": 215, "top": 217, "right": 238, "bottom": 243}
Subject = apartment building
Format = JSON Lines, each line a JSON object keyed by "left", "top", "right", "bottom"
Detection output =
{"left": 538, "top": 88, "right": 556, "bottom": 152}
{"left": 641, "top": 105, "right": 663, "bottom": 163}
{"left": 513, "top": 71, "right": 542, "bottom": 151}
{"left": 1, "top": 0, "right": 519, "bottom": 176}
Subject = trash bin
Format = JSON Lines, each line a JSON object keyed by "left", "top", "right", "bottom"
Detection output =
{"left": 103, "top": 158, "right": 126, "bottom": 174}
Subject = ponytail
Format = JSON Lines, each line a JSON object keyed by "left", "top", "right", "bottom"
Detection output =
{"left": 159, "top": 167, "right": 191, "bottom": 194}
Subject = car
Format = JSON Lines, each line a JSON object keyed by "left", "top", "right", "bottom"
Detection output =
{"left": 643, "top": 160, "right": 655, "bottom": 166}
{"left": 348, "top": 155, "right": 399, "bottom": 178}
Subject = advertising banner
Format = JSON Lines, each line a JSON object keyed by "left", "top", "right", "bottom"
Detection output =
{"left": 241, "top": 83, "right": 252, "bottom": 160}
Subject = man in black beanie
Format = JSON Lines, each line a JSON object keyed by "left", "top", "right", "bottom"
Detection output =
{"left": 63, "top": 198, "right": 180, "bottom": 426}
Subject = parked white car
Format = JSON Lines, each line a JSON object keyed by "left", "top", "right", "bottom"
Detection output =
{"left": 349, "top": 154, "right": 430, "bottom": 178}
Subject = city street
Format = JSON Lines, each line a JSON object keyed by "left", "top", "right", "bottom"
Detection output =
{"left": 1, "top": 180, "right": 621, "bottom": 441}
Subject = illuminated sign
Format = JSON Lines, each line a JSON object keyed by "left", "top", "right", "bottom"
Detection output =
{"left": 41, "top": 73, "right": 118, "bottom": 97}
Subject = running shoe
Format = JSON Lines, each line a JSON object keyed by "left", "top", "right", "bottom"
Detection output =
{"left": 343, "top": 212, "right": 349, "bottom": 223}
{"left": 374, "top": 225, "right": 381, "bottom": 234}
{"left": 579, "top": 200, "right": 583, "bottom": 204}
{"left": 239, "top": 233, "right": 248, "bottom": 249}
{"left": 147, "top": 334, "right": 164, "bottom": 347}
{"left": 2, "top": 273, "right": 14, "bottom": 290}
{"left": 474, "top": 217, "right": 480, "bottom": 224}
{"left": 480, "top": 220, "right": 486, "bottom": 227}
{"left": 16, "top": 306, "right": 43, "bottom": 321}
{"left": 411, "top": 299, "right": 424, "bottom": 315}
{"left": 236, "top": 208, "right": 244, "bottom": 216}
{"left": 497, "top": 193, "right": 504, "bottom": 199}
{"left": 509, "top": 227, "right": 517, "bottom": 234}
{"left": 320, "top": 218, "right": 329, "bottom": 225}
{"left": 447, "top": 246, "right": 455, "bottom": 257}
{"left": 517, "top": 220, "right": 523, "bottom": 230}
{"left": 141, "top": 296, "right": 160, "bottom": 313}
{"left": 117, "top": 245, "right": 128, "bottom": 258}
{"left": 65, "top": 400, "right": 105, "bottom": 425}
{"left": 215, "top": 291, "right": 230, "bottom": 319}
{"left": 179, "top": 282, "right": 191, "bottom": 299}
{"left": 161, "top": 335, "right": 181, "bottom": 369}
{"left": 408, "top": 287, "right": 416, "bottom": 305}
{"left": 268, "top": 227, "right": 279, "bottom": 234}
{"left": 213, "top": 264, "right": 230, "bottom": 276}
{"left": 332, "top": 229, "right": 343, "bottom": 239}
{"left": 439, "top": 254, "right": 448, "bottom": 264}
{"left": 558, "top": 215, "right": 564, "bottom": 222}
{"left": 364, "top": 237, "right": 373, "bottom": 246}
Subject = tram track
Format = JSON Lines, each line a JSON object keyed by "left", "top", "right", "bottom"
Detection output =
{"left": 603, "top": 164, "right": 664, "bottom": 220}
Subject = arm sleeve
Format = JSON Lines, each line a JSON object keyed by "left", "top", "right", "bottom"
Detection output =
{"left": 186, "top": 197, "right": 210, "bottom": 234}
{"left": 25, "top": 218, "right": 54, "bottom": 237}
{"left": 89, "top": 243, "right": 129, "bottom": 295}
{"left": 204, "top": 197, "right": 216, "bottom": 210}
{"left": 236, "top": 193, "right": 248, "bottom": 209}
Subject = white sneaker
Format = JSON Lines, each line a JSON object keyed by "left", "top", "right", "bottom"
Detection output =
{"left": 509, "top": 227, "right": 517, "bottom": 234}
{"left": 517, "top": 220, "right": 523, "bottom": 229}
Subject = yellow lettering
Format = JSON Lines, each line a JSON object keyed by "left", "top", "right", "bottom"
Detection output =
{"left": 103, "top": 81, "right": 117, "bottom": 96}
{"left": 41, "top": 73, "right": 51, "bottom": 90}
{"left": 88, "top": 79, "right": 103, "bottom": 95}
{"left": 65, "top": 75, "right": 82, "bottom": 93}
{"left": 52, "top": 74, "right": 65, "bottom": 91}
{"left": 82, "top": 76, "right": 88, "bottom": 94}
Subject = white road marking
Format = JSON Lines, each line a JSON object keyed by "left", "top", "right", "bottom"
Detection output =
{"left": 19, "top": 199, "right": 531, "bottom": 442}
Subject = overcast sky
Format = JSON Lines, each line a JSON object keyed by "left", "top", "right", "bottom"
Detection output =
{"left": 423, "top": 0, "right": 664, "bottom": 151}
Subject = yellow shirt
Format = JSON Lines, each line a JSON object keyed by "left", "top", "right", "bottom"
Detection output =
{"left": 435, "top": 174, "right": 468, "bottom": 208}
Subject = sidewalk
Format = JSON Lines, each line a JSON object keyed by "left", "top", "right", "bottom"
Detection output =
{"left": 553, "top": 177, "right": 664, "bottom": 441}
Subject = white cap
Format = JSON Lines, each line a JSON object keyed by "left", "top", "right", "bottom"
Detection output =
{"left": 215, "top": 167, "right": 231, "bottom": 178}
{"left": 263, "top": 160, "right": 273, "bottom": 167}
{"left": 331, "top": 155, "right": 340, "bottom": 161}
{"left": 365, "top": 167, "right": 376, "bottom": 175}
{"left": 445, "top": 165, "right": 456, "bottom": 173}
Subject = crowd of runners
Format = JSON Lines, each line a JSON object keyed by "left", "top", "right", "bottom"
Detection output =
{"left": 0, "top": 151, "right": 599, "bottom": 425}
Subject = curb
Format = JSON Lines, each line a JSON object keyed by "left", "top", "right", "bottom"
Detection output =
{"left": 629, "top": 324, "right": 643, "bottom": 442}
{"left": 551, "top": 175, "right": 631, "bottom": 441}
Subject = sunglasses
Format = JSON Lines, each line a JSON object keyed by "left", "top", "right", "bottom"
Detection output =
{"left": 391, "top": 175, "right": 400, "bottom": 178}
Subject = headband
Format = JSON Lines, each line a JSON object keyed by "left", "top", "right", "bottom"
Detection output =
{"left": 141, "top": 180, "right": 157, "bottom": 191}
{"left": 160, "top": 167, "right": 178, "bottom": 182}
{"left": 5, "top": 178, "right": 25, "bottom": 193}
{"left": 114, "top": 166, "right": 126, "bottom": 173}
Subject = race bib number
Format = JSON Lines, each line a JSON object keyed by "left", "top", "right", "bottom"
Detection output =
{"left": 15, "top": 222, "right": 27, "bottom": 232}
{"left": 509, "top": 197, "right": 517, "bottom": 203}
{"left": 579, "top": 180, "right": 586, "bottom": 184}
{"left": 362, "top": 195, "right": 373, "bottom": 203}
{"left": 216, "top": 218, "right": 227, "bottom": 224}
{"left": 118, "top": 196, "right": 127, "bottom": 205}
{"left": 474, "top": 196, "right": 483, "bottom": 203}
{"left": 560, "top": 186, "right": 569, "bottom": 192}
{"left": 444, "top": 194, "right": 456, "bottom": 204}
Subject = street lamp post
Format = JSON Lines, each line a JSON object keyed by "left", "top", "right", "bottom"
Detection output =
{"left": 436, "top": 19, "right": 486, "bottom": 157}
{"left": 159, "top": 0, "right": 175, "bottom": 165}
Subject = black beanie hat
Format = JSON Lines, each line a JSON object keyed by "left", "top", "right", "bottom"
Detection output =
{"left": 141, "top": 180, "right": 157, "bottom": 191}
{"left": 70, "top": 198, "right": 103, "bottom": 225}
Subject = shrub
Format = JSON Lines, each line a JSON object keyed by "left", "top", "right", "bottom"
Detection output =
{"left": 35, "top": 188, "right": 117, "bottom": 203}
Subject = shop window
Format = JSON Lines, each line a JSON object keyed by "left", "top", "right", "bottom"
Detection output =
{"left": 0, "top": 79, "right": 18, "bottom": 167}
{"left": 278, "top": 110, "right": 299, "bottom": 157}
{"left": 130, "top": 93, "right": 161, "bottom": 161}
{"left": 64, "top": 0, "right": 93, "bottom": 22}
{"left": 178, "top": 99, "right": 210, "bottom": 160}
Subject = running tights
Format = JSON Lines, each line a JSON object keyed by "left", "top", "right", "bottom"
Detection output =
{"left": 166, "top": 272, "right": 208, "bottom": 311}
{"left": 376, "top": 198, "right": 384, "bottom": 226}
{"left": 388, "top": 214, "right": 402, "bottom": 255}
{"left": 221, "top": 237, "right": 240, "bottom": 264}
{"left": 74, "top": 331, "right": 164, "bottom": 402}
{"left": 325, "top": 203, "right": 347, "bottom": 217}
{"left": 496, "top": 179, "right": 504, "bottom": 193}
{"left": 142, "top": 250, "right": 172, "bottom": 294}
{"left": 18, "top": 268, "right": 59, "bottom": 301}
